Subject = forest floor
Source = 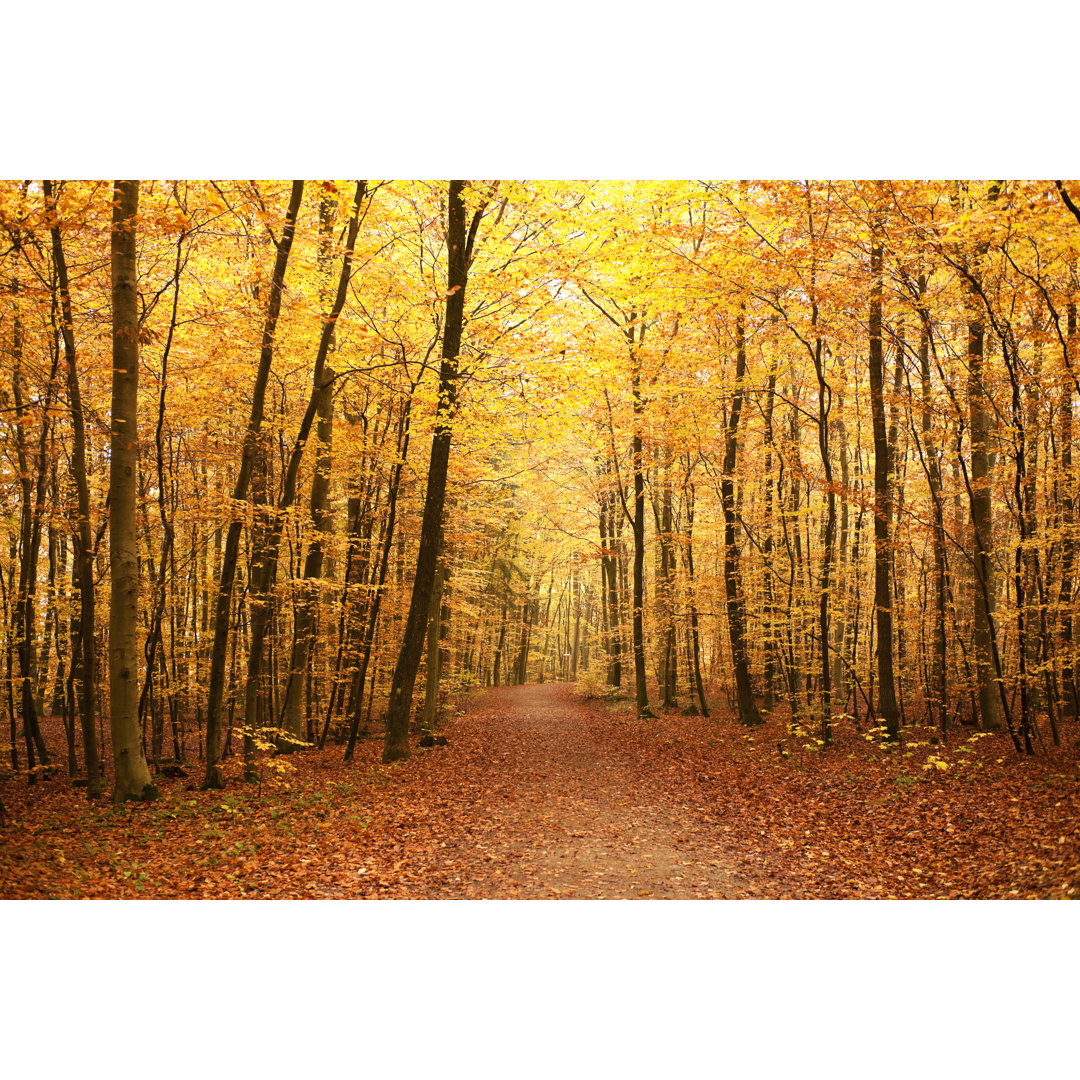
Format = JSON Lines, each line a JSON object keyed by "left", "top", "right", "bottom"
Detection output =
{"left": 2, "top": 682, "right": 1079, "bottom": 899}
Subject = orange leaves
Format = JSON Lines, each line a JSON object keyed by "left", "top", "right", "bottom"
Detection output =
{"left": 156, "top": 209, "right": 192, "bottom": 237}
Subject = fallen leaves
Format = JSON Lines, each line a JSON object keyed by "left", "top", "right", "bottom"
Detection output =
{"left": 1, "top": 684, "right": 1078, "bottom": 899}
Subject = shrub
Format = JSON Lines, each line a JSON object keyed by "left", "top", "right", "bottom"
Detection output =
{"left": 572, "top": 670, "right": 620, "bottom": 702}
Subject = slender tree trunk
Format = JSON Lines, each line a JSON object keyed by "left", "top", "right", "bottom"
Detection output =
{"left": 832, "top": 391, "right": 850, "bottom": 709}
{"left": 202, "top": 180, "right": 304, "bottom": 789}
{"left": 283, "top": 192, "right": 341, "bottom": 743}
{"left": 421, "top": 548, "right": 448, "bottom": 733}
{"left": 602, "top": 491, "right": 622, "bottom": 686}
{"left": 1059, "top": 301, "right": 1077, "bottom": 720}
{"left": 492, "top": 594, "right": 509, "bottom": 688}
{"left": 514, "top": 578, "right": 532, "bottom": 686}
{"left": 242, "top": 183, "right": 366, "bottom": 777}
{"left": 968, "top": 285, "right": 1003, "bottom": 730}
{"left": 138, "top": 230, "right": 183, "bottom": 764}
{"left": 341, "top": 393, "right": 415, "bottom": 759}
{"left": 108, "top": 180, "right": 157, "bottom": 802}
{"left": 282, "top": 362, "right": 335, "bottom": 743}
{"left": 917, "top": 275, "right": 949, "bottom": 735}
{"left": 598, "top": 496, "right": 613, "bottom": 683}
{"left": 763, "top": 347, "right": 779, "bottom": 713}
{"left": 803, "top": 188, "right": 836, "bottom": 743}
{"left": 46, "top": 180, "right": 101, "bottom": 795}
{"left": 539, "top": 566, "right": 557, "bottom": 684}
{"left": 1003, "top": 333, "right": 1036, "bottom": 754}
{"left": 383, "top": 180, "right": 484, "bottom": 762}
{"left": 723, "top": 305, "right": 762, "bottom": 726}
{"left": 683, "top": 476, "right": 709, "bottom": 717}
{"left": 868, "top": 215, "right": 900, "bottom": 739}
{"left": 629, "top": 331, "right": 654, "bottom": 719}
{"left": 8, "top": 223, "right": 52, "bottom": 775}
{"left": 658, "top": 471, "right": 678, "bottom": 707}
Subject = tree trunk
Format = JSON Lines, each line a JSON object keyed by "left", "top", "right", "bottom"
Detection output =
{"left": 968, "top": 283, "right": 1003, "bottom": 730}
{"left": 683, "top": 474, "right": 709, "bottom": 717}
{"left": 108, "top": 180, "right": 157, "bottom": 802}
{"left": 282, "top": 362, "right": 335, "bottom": 743}
{"left": 803, "top": 187, "right": 835, "bottom": 743}
{"left": 46, "top": 183, "right": 101, "bottom": 794}
{"left": 341, "top": 393, "right": 416, "bottom": 759}
{"left": 47, "top": 180, "right": 101, "bottom": 796}
{"left": 1059, "top": 300, "right": 1077, "bottom": 721}
{"left": 723, "top": 305, "right": 762, "bottom": 726}
{"left": 629, "top": 333, "right": 654, "bottom": 719}
{"left": 202, "top": 180, "right": 304, "bottom": 789}
{"left": 242, "top": 183, "right": 366, "bottom": 777}
{"left": 762, "top": 345, "right": 779, "bottom": 714}
{"left": 601, "top": 490, "right": 622, "bottom": 686}
{"left": 382, "top": 180, "right": 484, "bottom": 763}
{"left": 8, "top": 223, "right": 51, "bottom": 776}
{"left": 283, "top": 191, "right": 341, "bottom": 743}
{"left": 421, "top": 551, "right": 449, "bottom": 733}
{"left": 868, "top": 215, "right": 900, "bottom": 740}
{"left": 916, "top": 275, "right": 949, "bottom": 735}
{"left": 658, "top": 470, "right": 677, "bottom": 708}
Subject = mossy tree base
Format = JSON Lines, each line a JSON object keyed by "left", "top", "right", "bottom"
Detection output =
{"left": 201, "top": 767, "right": 225, "bottom": 791}
{"left": 114, "top": 782, "right": 159, "bottom": 805}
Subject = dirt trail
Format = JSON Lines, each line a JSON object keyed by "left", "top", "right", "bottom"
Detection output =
{"left": 405, "top": 683, "right": 756, "bottom": 898}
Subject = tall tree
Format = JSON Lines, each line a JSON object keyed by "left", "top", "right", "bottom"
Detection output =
{"left": 239, "top": 181, "right": 366, "bottom": 777}
{"left": 382, "top": 180, "right": 486, "bottom": 762}
{"left": 722, "top": 303, "right": 762, "bottom": 726}
{"left": 868, "top": 205, "right": 900, "bottom": 740}
{"left": 202, "top": 181, "right": 304, "bottom": 790}
{"left": 45, "top": 179, "right": 102, "bottom": 798}
{"left": 282, "top": 192, "right": 341, "bottom": 743}
{"left": 108, "top": 180, "right": 157, "bottom": 802}
{"left": 965, "top": 207, "right": 1004, "bottom": 732}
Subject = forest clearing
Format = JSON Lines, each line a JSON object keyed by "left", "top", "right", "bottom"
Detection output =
{"left": 2, "top": 179, "right": 1080, "bottom": 901}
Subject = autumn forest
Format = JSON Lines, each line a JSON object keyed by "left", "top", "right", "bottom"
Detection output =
{"left": 2, "top": 178, "right": 1079, "bottom": 900}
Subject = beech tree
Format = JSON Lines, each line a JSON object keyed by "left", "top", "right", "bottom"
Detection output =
{"left": 202, "top": 181, "right": 304, "bottom": 789}
{"left": 108, "top": 180, "right": 157, "bottom": 801}
{"left": 382, "top": 180, "right": 485, "bottom": 763}
{"left": 868, "top": 201, "right": 900, "bottom": 741}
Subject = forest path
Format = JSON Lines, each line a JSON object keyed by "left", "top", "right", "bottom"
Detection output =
{"left": 393, "top": 683, "right": 757, "bottom": 898}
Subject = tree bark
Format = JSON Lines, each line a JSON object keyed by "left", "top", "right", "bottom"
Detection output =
{"left": 1058, "top": 300, "right": 1077, "bottom": 721}
{"left": 967, "top": 277, "right": 1003, "bottom": 730}
{"left": 422, "top": 553, "right": 449, "bottom": 732}
{"left": 108, "top": 180, "right": 157, "bottom": 802}
{"left": 45, "top": 179, "right": 102, "bottom": 797}
{"left": 282, "top": 362, "right": 335, "bottom": 742}
{"left": 868, "top": 214, "right": 900, "bottom": 739}
{"left": 629, "top": 329, "right": 654, "bottom": 719}
{"left": 8, "top": 243, "right": 51, "bottom": 776}
{"left": 723, "top": 304, "right": 762, "bottom": 726}
{"left": 202, "top": 181, "right": 304, "bottom": 789}
{"left": 382, "top": 180, "right": 483, "bottom": 762}
{"left": 341, "top": 392, "right": 416, "bottom": 759}
{"left": 683, "top": 473, "right": 709, "bottom": 717}
{"left": 241, "top": 182, "right": 365, "bottom": 777}
{"left": 283, "top": 192, "right": 341, "bottom": 743}
{"left": 916, "top": 274, "right": 949, "bottom": 735}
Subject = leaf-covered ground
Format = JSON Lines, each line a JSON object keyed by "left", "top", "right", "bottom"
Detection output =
{"left": 2, "top": 683, "right": 1078, "bottom": 899}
